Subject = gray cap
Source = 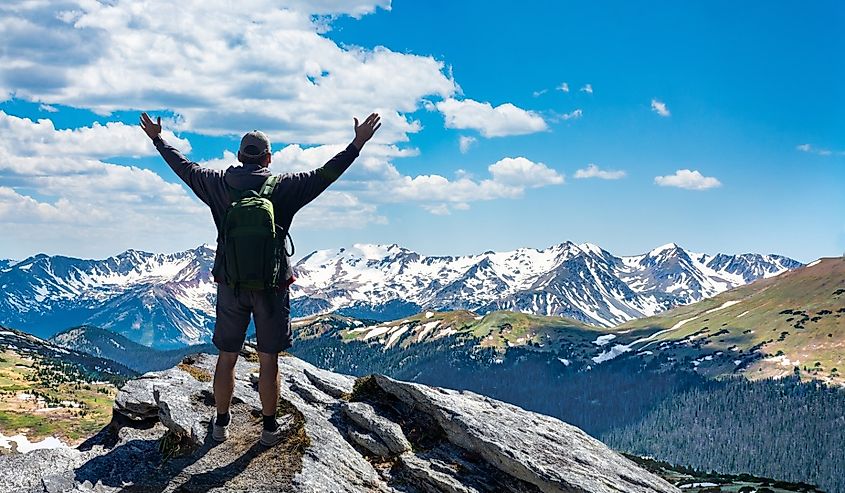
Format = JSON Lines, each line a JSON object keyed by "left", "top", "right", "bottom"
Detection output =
{"left": 239, "top": 130, "right": 271, "bottom": 157}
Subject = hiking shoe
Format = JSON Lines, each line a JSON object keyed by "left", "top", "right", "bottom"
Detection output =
{"left": 259, "top": 414, "right": 293, "bottom": 447}
{"left": 211, "top": 415, "right": 230, "bottom": 442}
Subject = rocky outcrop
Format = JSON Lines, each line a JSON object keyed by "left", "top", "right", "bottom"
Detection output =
{"left": 0, "top": 352, "right": 678, "bottom": 493}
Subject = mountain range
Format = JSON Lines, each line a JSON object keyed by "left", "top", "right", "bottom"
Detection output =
{"left": 0, "top": 242, "right": 801, "bottom": 348}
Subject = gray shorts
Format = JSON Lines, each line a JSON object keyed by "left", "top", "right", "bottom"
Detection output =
{"left": 213, "top": 283, "right": 292, "bottom": 354}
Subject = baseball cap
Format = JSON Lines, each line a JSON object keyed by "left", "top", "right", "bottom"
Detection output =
{"left": 239, "top": 130, "right": 271, "bottom": 158}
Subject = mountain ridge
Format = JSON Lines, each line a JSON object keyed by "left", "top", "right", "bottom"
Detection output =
{"left": 0, "top": 242, "right": 801, "bottom": 348}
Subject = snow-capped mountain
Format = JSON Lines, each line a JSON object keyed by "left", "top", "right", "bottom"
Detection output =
{"left": 0, "top": 242, "right": 801, "bottom": 348}
{"left": 291, "top": 242, "right": 801, "bottom": 326}
{"left": 0, "top": 245, "right": 216, "bottom": 348}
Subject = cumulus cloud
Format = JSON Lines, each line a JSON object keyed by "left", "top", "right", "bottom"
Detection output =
{"left": 435, "top": 98, "right": 548, "bottom": 138}
{"left": 580, "top": 84, "right": 593, "bottom": 94}
{"left": 0, "top": 112, "right": 211, "bottom": 256}
{"left": 0, "top": 0, "right": 455, "bottom": 145}
{"left": 459, "top": 136, "right": 477, "bottom": 154}
{"left": 654, "top": 169, "right": 721, "bottom": 190}
{"left": 198, "top": 142, "right": 563, "bottom": 217}
{"left": 651, "top": 99, "right": 670, "bottom": 117}
{"left": 488, "top": 157, "right": 564, "bottom": 188}
{"left": 0, "top": 111, "right": 191, "bottom": 159}
{"left": 574, "top": 164, "right": 626, "bottom": 180}
{"left": 532, "top": 89, "right": 548, "bottom": 97}
{"left": 557, "top": 82, "right": 570, "bottom": 93}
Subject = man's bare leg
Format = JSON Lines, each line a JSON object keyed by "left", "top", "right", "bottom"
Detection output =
{"left": 257, "top": 352, "right": 280, "bottom": 417}
{"left": 214, "top": 351, "right": 239, "bottom": 415}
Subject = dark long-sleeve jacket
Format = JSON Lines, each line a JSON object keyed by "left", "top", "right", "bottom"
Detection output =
{"left": 153, "top": 135, "right": 359, "bottom": 286}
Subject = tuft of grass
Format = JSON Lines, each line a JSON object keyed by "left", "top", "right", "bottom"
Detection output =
{"left": 276, "top": 397, "right": 310, "bottom": 453}
{"left": 177, "top": 363, "right": 212, "bottom": 382}
{"left": 158, "top": 429, "right": 192, "bottom": 462}
{"left": 348, "top": 375, "right": 379, "bottom": 402}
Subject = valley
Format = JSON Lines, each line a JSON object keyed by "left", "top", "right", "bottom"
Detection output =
{"left": 0, "top": 328, "right": 132, "bottom": 451}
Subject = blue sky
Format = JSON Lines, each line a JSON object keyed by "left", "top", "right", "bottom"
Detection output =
{"left": 0, "top": 0, "right": 842, "bottom": 263}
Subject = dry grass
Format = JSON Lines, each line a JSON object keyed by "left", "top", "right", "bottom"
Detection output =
{"left": 177, "top": 363, "right": 212, "bottom": 382}
{"left": 276, "top": 397, "right": 310, "bottom": 454}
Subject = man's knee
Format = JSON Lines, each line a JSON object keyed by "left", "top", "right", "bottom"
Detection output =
{"left": 216, "top": 350, "right": 239, "bottom": 368}
{"left": 257, "top": 352, "right": 279, "bottom": 373}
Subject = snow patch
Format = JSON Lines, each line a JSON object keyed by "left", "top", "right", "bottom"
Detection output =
{"left": 592, "top": 344, "right": 632, "bottom": 363}
{"left": 0, "top": 432, "right": 68, "bottom": 453}
{"left": 592, "top": 334, "right": 617, "bottom": 346}
{"left": 705, "top": 300, "right": 741, "bottom": 314}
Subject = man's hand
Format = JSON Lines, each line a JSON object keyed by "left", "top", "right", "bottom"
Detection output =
{"left": 139, "top": 112, "right": 162, "bottom": 141}
{"left": 352, "top": 113, "right": 381, "bottom": 151}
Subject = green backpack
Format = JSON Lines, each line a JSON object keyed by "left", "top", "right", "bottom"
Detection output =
{"left": 222, "top": 175, "right": 290, "bottom": 291}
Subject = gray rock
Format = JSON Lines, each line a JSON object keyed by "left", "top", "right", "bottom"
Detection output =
{"left": 373, "top": 374, "right": 677, "bottom": 493}
{"left": 341, "top": 401, "right": 412, "bottom": 455}
{"left": 399, "top": 453, "right": 482, "bottom": 493}
{"left": 3, "top": 354, "right": 678, "bottom": 493}
{"left": 347, "top": 429, "right": 394, "bottom": 458}
{"left": 113, "top": 372, "right": 169, "bottom": 420}
{"left": 0, "top": 447, "right": 92, "bottom": 492}
{"left": 302, "top": 366, "right": 355, "bottom": 398}
{"left": 154, "top": 384, "right": 209, "bottom": 446}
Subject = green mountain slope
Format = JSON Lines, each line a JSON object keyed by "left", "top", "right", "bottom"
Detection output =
{"left": 612, "top": 257, "right": 845, "bottom": 383}
{"left": 0, "top": 326, "right": 135, "bottom": 446}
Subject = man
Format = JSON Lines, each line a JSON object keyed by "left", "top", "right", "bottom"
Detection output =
{"left": 140, "top": 112, "right": 380, "bottom": 446}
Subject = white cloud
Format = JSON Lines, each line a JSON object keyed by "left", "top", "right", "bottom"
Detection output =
{"left": 574, "top": 164, "right": 626, "bottom": 180}
{"left": 38, "top": 104, "right": 57, "bottom": 113}
{"left": 422, "top": 203, "right": 451, "bottom": 215}
{"left": 532, "top": 89, "right": 548, "bottom": 97}
{"left": 435, "top": 98, "right": 548, "bottom": 138}
{"left": 459, "top": 136, "right": 477, "bottom": 154}
{"left": 0, "top": 112, "right": 210, "bottom": 257}
{"left": 556, "top": 109, "right": 583, "bottom": 121}
{"left": 557, "top": 82, "right": 570, "bottom": 93}
{"left": 651, "top": 99, "right": 670, "bottom": 117}
{"left": 291, "top": 190, "right": 386, "bottom": 228}
{"left": 199, "top": 144, "right": 563, "bottom": 217}
{"left": 654, "top": 169, "right": 722, "bottom": 190}
{"left": 0, "top": 111, "right": 191, "bottom": 159}
{"left": 580, "top": 84, "right": 593, "bottom": 94}
{"left": 0, "top": 0, "right": 455, "bottom": 145}
{"left": 797, "top": 143, "right": 842, "bottom": 156}
{"left": 488, "top": 157, "right": 564, "bottom": 188}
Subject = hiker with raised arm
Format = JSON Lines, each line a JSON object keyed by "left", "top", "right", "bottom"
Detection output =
{"left": 140, "top": 112, "right": 381, "bottom": 446}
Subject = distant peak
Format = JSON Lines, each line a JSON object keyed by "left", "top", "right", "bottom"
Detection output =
{"left": 648, "top": 243, "right": 681, "bottom": 255}
{"left": 578, "top": 242, "right": 605, "bottom": 255}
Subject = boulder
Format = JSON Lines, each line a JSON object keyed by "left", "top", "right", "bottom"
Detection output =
{"left": 372, "top": 374, "right": 678, "bottom": 493}
{"left": 341, "top": 401, "right": 412, "bottom": 456}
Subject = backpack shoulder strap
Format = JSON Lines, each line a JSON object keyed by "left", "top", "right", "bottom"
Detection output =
{"left": 259, "top": 174, "right": 280, "bottom": 199}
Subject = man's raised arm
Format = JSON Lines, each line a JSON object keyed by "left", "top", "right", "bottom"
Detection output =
{"left": 281, "top": 113, "right": 382, "bottom": 213}
{"left": 139, "top": 112, "right": 219, "bottom": 205}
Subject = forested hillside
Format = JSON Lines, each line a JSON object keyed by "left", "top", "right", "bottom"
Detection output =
{"left": 604, "top": 376, "right": 845, "bottom": 493}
